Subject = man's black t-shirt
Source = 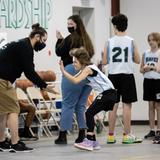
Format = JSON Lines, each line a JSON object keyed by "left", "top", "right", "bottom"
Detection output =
{"left": 0, "top": 37, "right": 47, "bottom": 88}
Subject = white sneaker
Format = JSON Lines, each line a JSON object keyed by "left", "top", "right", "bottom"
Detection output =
{"left": 93, "top": 140, "right": 101, "bottom": 150}
{"left": 74, "top": 138, "right": 94, "bottom": 151}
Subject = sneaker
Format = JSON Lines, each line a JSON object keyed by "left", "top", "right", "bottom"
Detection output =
{"left": 122, "top": 134, "right": 135, "bottom": 144}
{"left": 10, "top": 141, "right": 34, "bottom": 153}
{"left": 129, "top": 134, "right": 143, "bottom": 143}
{"left": 152, "top": 135, "right": 160, "bottom": 144}
{"left": 74, "top": 138, "right": 94, "bottom": 151}
{"left": 144, "top": 130, "right": 155, "bottom": 139}
{"left": 0, "top": 139, "right": 11, "bottom": 152}
{"left": 20, "top": 135, "right": 39, "bottom": 141}
{"left": 107, "top": 135, "right": 116, "bottom": 144}
{"left": 93, "top": 140, "right": 101, "bottom": 150}
{"left": 152, "top": 131, "right": 160, "bottom": 144}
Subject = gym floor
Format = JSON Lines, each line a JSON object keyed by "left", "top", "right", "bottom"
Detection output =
{"left": 0, "top": 125, "right": 160, "bottom": 160}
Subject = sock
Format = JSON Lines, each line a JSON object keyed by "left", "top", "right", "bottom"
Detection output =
{"left": 92, "top": 135, "right": 96, "bottom": 141}
{"left": 109, "top": 133, "right": 114, "bottom": 136}
{"left": 87, "top": 134, "right": 95, "bottom": 141}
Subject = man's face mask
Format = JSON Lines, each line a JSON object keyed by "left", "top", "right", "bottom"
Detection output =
{"left": 34, "top": 41, "right": 46, "bottom": 52}
{"left": 67, "top": 26, "right": 75, "bottom": 33}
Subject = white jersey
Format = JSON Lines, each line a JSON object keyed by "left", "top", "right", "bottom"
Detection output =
{"left": 106, "top": 35, "right": 134, "bottom": 74}
{"left": 86, "top": 64, "right": 114, "bottom": 93}
{"left": 143, "top": 50, "right": 160, "bottom": 79}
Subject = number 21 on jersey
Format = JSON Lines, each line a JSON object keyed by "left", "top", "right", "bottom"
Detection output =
{"left": 112, "top": 47, "right": 129, "bottom": 62}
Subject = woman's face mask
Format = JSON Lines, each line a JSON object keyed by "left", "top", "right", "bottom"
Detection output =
{"left": 67, "top": 26, "right": 75, "bottom": 33}
{"left": 67, "top": 19, "right": 76, "bottom": 33}
{"left": 34, "top": 35, "right": 47, "bottom": 52}
{"left": 34, "top": 41, "right": 46, "bottom": 51}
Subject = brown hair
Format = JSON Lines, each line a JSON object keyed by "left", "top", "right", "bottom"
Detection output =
{"left": 69, "top": 47, "right": 91, "bottom": 66}
{"left": 67, "top": 15, "right": 94, "bottom": 58}
{"left": 148, "top": 32, "right": 160, "bottom": 48}
{"left": 29, "top": 23, "right": 47, "bottom": 38}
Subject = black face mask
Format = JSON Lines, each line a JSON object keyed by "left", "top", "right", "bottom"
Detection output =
{"left": 67, "top": 27, "right": 75, "bottom": 33}
{"left": 34, "top": 41, "right": 46, "bottom": 52}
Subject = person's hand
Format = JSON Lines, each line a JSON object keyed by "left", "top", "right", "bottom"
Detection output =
{"left": 59, "top": 60, "right": 65, "bottom": 73}
{"left": 43, "top": 85, "right": 59, "bottom": 94}
{"left": 143, "top": 64, "right": 151, "bottom": 72}
{"left": 56, "top": 30, "right": 63, "bottom": 39}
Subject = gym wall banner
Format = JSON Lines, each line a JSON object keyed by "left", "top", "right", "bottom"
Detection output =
{"left": 0, "top": 0, "right": 53, "bottom": 29}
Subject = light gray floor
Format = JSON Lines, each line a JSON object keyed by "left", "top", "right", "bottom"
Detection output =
{"left": 0, "top": 125, "right": 160, "bottom": 160}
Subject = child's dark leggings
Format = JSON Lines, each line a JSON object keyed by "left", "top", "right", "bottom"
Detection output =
{"left": 86, "top": 89, "right": 117, "bottom": 132}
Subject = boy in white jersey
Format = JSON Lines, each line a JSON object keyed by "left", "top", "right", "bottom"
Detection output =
{"left": 59, "top": 47, "right": 117, "bottom": 151}
{"left": 140, "top": 32, "right": 160, "bottom": 144}
{"left": 103, "top": 14, "right": 142, "bottom": 144}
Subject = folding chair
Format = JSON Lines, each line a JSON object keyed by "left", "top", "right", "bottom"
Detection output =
{"left": 16, "top": 87, "right": 36, "bottom": 136}
{"left": 46, "top": 81, "right": 78, "bottom": 133}
{"left": 26, "top": 86, "right": 61, "bottom": 137}
{"left": 42, "top": 86, "right": 63, "bottom": 132}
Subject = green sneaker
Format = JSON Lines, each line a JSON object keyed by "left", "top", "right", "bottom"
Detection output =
{"left": 107, "top": 135, "right": 116, "bottom": 144}
{"left": 122, "top": 134, "right": 143, "bottom": 144}
{"left": 122, "top": 134, "right": 134, "bottom": 144}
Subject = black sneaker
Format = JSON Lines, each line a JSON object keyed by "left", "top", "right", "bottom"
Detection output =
{"left": 10, "top": 141, "right": 34, "bottom": 153}
{"left": 144, "top": 130, "right": 155, "bottom": 139}
{"left": 20, "top": 135, "right": 39, "bottom": 141}
{"left": 152, "top": 131, "right": 160, "bottom": 144}
{"left": 0, "top": 139, "right": 11, "bottom": 152}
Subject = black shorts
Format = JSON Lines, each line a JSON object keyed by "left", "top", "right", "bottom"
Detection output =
{"left": 90, "top": 89, "right": 117, "bottom": 112}
{"left": 108, "top": 74, "right": 137, "bottom": 103}
{"left": 143, "top": 78, "right": 160, "bottom": 102}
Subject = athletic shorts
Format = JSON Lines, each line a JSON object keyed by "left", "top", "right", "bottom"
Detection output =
{"left": 92, "top": 89, "right": 117, "bottom": 112}
{"left": 108, "top": 74, "right": 137, "bottom": 103}
{"left": 143, "top": 78, "right": 160, "bottom": 102}
{"left": 0, "top": 79, "right": 20, "bottom": 114}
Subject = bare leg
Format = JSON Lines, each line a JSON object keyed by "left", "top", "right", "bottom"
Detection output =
{"left": 0, "top": 114, "right": 7, "bottom": 142}
{"left": 108, "top": 103, "right": 118, "bottom": 133}
{"left": 155, "top": 102, "right": 160, "bottom": 130}
{"left": 148, "top": 101, "right": 155, "bottom": 130}
{"left": 7, "top": 113, "right": 19, "bottom": 144}
{"left": 123, "top": 103, "right": 131, "bottom": 134}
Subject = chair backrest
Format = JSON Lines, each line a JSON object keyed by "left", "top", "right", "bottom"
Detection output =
{"left": 26, "top": 87, "right": 44, "bottom": 100}
{"left": 16, "top": 87, "right": 29, "bottom": 101}
{"left": 46, "top": 81, "right": 62, "bottom": 101}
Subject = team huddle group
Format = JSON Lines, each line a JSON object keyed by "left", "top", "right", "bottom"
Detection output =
{"left": 0, "top": 13, "right": 160, "bottom": 152}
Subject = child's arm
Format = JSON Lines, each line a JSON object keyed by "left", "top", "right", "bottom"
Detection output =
{"left": 140, "top": 53, "right": 145, "bottom": 73}
{"left": 102, "top": 42, "right": 108, "bottom": 65}
{"left": 133, "top": 41, "right": 140, "bottom": 64}
{"left": 59, "top": 60, "right": 92, "bottom": 84}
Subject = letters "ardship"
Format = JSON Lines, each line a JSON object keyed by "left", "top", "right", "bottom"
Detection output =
{"left": 0, "top": 0, "right": 53, "bottom": 29}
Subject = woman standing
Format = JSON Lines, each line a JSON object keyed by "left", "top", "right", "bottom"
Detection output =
{"left": 55, "top": 15, "right": 94, "bottom": 144}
